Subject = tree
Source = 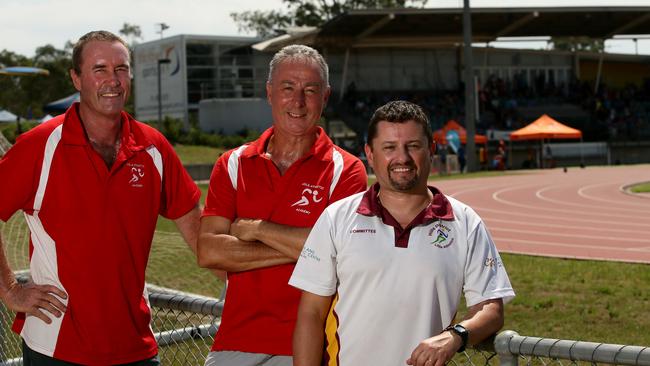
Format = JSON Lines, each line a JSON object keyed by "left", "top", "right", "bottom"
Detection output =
{"left": 231, "top": 0, "right": 428, "bottom": 37}
{"left": 119, "top": 22, "right": 143, "bottom": 47}
{"left": 551, "top": 37, "right": 605, "bottom": 53}
{"left": 0, "top": 45, "right": 75, "bottom": 119}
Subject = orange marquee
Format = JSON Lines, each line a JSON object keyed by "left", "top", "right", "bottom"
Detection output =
{"left": 433, "top": 120, "right": 488, "bottom": 145}
{"left": 510, "top": 114, "right": 582, "bottom": 141}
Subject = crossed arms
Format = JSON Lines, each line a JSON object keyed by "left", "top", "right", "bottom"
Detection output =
{"left": 196, "top": 216, "right": 310, "bottom": 274}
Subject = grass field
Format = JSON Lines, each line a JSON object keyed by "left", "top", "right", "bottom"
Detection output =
{"left": 499, "top": 253, "right": 650, "bottom": 346}
{"left": 630, "top": 182, "right": 650, "bottom": 193}
{"left": 172, "top": 144, "right": 223, "bottom": 165}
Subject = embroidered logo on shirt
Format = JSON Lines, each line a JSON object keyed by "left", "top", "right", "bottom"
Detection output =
{"left": 300, "top": 247, "right": 321, "bottom": 262}
{"left": 429, "top": 222, "right": 454, "bottom": 248}
{"left": 291, "top": 183, "right": 325, "bottom": 214}
{"left": 484, "top": 257, "right": 503, "bottom": 269}
{"left": 350, "top": 229, "right": 376, "bottom": 234}
{"left": 127, "top": 163, "right": 145, "bottom": 188}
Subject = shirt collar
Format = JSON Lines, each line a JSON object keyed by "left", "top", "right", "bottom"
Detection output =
{"left": 357, "top": 182, "right": 455, "bottom": 222}
{"left": 60, "top": 102, "right": 151, "bottom": 152}
{"left": 241, "top": 126, "right": 334, "bottom": 161}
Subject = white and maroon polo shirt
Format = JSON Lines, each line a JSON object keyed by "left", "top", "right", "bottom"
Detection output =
{"left": 0, "top": 103, "right": 200, "bottom": 365}
{"left": 202, "top": 126, "right": 368, "bottom": 355}
{"left": 290, "top": 183, "right": 515, "bottom": 366}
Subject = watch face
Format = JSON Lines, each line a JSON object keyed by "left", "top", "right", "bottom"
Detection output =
{"left": 454, "top": 324, "right": 468, "bottom": 335}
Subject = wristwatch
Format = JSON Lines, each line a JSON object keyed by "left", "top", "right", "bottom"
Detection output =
{"left": 444, "top": 324, "right": 469, "bottom": 353}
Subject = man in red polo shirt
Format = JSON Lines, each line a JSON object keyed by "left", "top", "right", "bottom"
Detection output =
{"left": 0, "top": 31, "right": 200, "bottom": 365}
{"left": 197, "top": 45, "right": 367, "bottom": 366}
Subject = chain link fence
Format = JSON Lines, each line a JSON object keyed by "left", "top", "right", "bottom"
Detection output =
{"left": 3, "top": 288, "right": 650, "bottom": 366}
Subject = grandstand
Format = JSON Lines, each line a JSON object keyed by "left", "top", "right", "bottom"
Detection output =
{"left": 136, "top": 6, "right": 650, "bottom": 168}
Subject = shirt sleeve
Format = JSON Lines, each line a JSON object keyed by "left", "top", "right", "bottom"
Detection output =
{"left": 289, "top": 209, "right": 338, "bottom": 296}
{"left": 462, "top": 218, "right": 516, "bottom": 307}
{"left": 158, "top": 138, "right": 201, "bottom": 219}
{"left": 0, "top": 134, "right": 41, "bottom": 222}
{"left": 330, "top": 154, "right": 367, "bottom": 203}
{"left": 202, "top": 150, "right": 237, "bottom": 221}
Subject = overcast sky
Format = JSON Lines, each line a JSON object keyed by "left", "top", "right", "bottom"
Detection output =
{"left": 2, "top": 0, "right": 649, "bottom": 57}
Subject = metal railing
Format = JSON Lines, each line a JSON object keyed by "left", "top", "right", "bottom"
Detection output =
{"left": 2, "top": 290, "right": 650, "bottom": 366}
{"left": 495, "top": 331, "right": 650, "bottom": 366}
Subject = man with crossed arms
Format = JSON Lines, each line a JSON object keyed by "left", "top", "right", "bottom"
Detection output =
{"left": 197, "top": 45, "right": 367, "bottom": 366}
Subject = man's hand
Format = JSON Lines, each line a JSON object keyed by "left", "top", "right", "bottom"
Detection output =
{"left": 229, "top": 218, "right": 262, "bottom": 242}
{"left": 406, "top": 331, "right": 460, "bottom": 366}
{"left": 3, "top": 282, "right": 67, "bottom": 324}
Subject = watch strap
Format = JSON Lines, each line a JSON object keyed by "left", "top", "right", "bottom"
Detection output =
{"left": 444, "top": 324, "right": 468, "bottom": 353}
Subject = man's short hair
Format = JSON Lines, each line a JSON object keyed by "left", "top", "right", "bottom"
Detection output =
{"left": 72, "top": 30, "right": 130, "bottom": 75}
{"left": 367, "top": 100, "right": 433, "bottom": 146}
{"left": 267, "top": 44, "right": 329, "bottom": 86}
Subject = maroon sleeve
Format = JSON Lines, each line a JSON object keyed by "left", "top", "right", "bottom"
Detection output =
{"left": 158, "top": 139, "right": 201, "bottom": 219}
{"left": 330, "top": 152, "right": 368, "bottom": 204}
{"left": 202, "top": 149, "right": 238, "bottom": 222}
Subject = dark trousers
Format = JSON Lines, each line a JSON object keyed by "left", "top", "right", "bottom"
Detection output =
{"left": 22, "top": 341, "right": 160, "bottom": 366}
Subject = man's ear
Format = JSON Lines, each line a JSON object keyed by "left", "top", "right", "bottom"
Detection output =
{"left": 364, "top": 143, "right": 374, "bottom": 170}
{"left": 70, "top": 69, "right": 82, "bottom": 91}
{"left": 323, "top": 85, "right": 331, "bottom": 105}
{"left": 265, "top": 82, "right": 272, "bottom": 106}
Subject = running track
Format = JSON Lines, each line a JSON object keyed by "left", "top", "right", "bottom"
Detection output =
{"left": 429, "top": 165, "right": 650, "bottom": 264}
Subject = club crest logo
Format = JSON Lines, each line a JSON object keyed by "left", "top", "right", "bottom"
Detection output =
{"left": 291, "top": 183, "right": 325, "bottom": 214}
{"left": 127, "top": 163, "right": 145, "bottom": 188}
{"left": 429, "top": 221, "right": 454, "bottom": 248}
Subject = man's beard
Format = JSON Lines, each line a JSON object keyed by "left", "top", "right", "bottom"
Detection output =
{"left": 387, "top": 162, "right": 419, "bottom": 191}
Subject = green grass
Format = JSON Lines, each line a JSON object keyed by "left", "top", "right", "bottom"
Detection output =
{"left": 172, "top": 144, "right": 223, "bottom": 165}
{"left": 630, "top": 182, "right": 650, "bottom": 193}
{"left": 499, "top": 254, "right": 650, "bottom": 346}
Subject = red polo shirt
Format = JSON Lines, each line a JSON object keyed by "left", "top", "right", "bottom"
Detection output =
{"left": 0, "top": 104, "right": 200, "bottom": 365}
{"left": 203, "top": 126, "right": 367, "bottom": 355}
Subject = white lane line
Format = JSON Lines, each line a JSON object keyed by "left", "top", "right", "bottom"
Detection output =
{"left": 535, "top": 185, "right": 650, "bottom": 214}
{"left": 495, "top": 237, "right": 650, "bottom": 252}
{"left": 474, "top": 206, "right": 648, "bottom": 228}
{"left": 578, "top": 182, "right": 650, "bottom": 208}
{"left": 492, "top": 185, "right": 646, "bottom": 220}
{"left": 483, "top": 217, "right": 650, "bottom": 236}
{"left": 491, "top": 226, "right": 650, "bottom": 244}
{"left": 497, "top": 249, "right": 650, "bottom": 265}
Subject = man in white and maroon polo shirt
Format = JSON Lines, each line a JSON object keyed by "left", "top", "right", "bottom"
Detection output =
{"left": 197, "top": 45, "right": 367, "bottom": 366}
{"left": 0, "top": 31, "right": 200, "bottom": 365}
{"left": 291, "top": 100, "right": 515, "bottom": 366}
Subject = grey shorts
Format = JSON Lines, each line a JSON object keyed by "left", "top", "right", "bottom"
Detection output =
{"left": 204, "top": 351, "right": 292, "bottom": 366}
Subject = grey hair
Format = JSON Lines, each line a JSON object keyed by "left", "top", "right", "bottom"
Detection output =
{"left": 267, "top": 44, "right": 329, "bottom": 86}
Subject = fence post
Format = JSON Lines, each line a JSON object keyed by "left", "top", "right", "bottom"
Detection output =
{"left": 495, "top": 330, "right": 519, "bottom": 366}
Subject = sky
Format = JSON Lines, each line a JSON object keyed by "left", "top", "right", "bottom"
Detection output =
{"left": 1, "top": 0, "right": 649, "bottom": 57}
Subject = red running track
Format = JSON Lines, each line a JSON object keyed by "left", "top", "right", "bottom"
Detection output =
{"left": 430, "top": 165, "right": 650, "bottom": 264}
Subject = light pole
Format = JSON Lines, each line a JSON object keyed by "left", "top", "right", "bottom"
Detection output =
{"left": 156, "top": 23, "right": 169, "bottom": 40}
{"left": 462, "top": 0, "right": 477, "bottom": 172}
{"left": 157, "top": 58, "right": 171, "bottom": 131}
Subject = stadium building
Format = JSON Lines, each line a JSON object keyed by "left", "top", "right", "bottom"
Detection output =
{"left": 133, "top": 6, "right": 650, "bottom": 165}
